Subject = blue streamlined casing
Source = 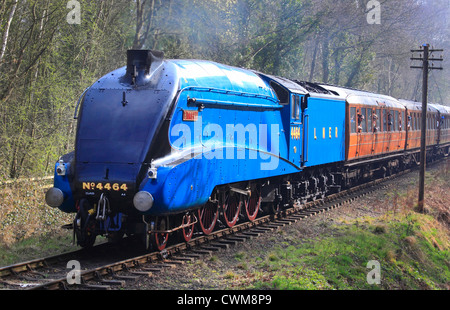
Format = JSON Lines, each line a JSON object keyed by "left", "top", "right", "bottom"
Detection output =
{"left": 139, "top": 60, "right": 304, "bottom": 215}
{"left": 70, "top": 61, "right": 180, "bottom": 205}
{"left": 141, "top": 152, "right": 301, "bottom": 215}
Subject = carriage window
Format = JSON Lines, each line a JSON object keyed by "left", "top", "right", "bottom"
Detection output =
{"left": 401, "top": 111, "right": 405, "bottom": 131}
{"left": 394, "top": 111, "right": 399, "bottom": 131}
{"left": 383, "top": 110, "right": 387, "bottom": 131}
{"left": 361, "top": 108, "right": 367, "bottom": 132}
{"left": 350, "top": 107, "right": 356, "bottom": 133}
{"left": 387, "top": 111, "right": 393, "bottom": 131}
{"left": 376, "top": 109, "right": 381, "bottom": 132}
{"left": 368, "top": 109, "right": 373, "bottom": 132}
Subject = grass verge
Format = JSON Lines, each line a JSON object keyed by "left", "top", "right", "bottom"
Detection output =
{"left": 230, "top": 162, "right": 450, "bottom": 290}
{"left": 242, "top": 212, "right": 449, "bottom": 290}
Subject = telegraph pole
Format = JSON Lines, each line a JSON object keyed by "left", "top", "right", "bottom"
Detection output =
{"left": 410, "top": 44, "right": 443, "bottom": 213}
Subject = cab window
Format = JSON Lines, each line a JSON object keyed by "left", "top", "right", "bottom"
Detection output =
{"left": 291, "top": 95, "right": 300, "bottom": 120}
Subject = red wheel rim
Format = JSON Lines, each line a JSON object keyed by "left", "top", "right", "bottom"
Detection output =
{"left": 153, "top": 232, "right": 168, "bottom": 251}
{"left": 198, "top": 201, "right": 219, "bottom": 235}
{"left": 223, "top": 193, "right": 241, "bottom": 228}
{"left": 181, "top": 213, "right": 195, "bottom": 242}
{"left": 153, "top": 217, "right": 169, "bottom": 251}
{"left": 245, "top": 189, "right": 261, "bottom": 221}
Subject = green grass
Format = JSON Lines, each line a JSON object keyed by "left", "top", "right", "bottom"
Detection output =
{"left": 241, "top": 212, "right": 449, "bottom": 290}
{"left": 0, "top": 231, "right": 78, "bottom": 266}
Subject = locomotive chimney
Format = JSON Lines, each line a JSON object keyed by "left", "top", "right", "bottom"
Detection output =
{"left": 125, "top": 49, "right": 164, "bottom": 86}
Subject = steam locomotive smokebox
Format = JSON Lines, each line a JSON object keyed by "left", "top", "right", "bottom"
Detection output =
{"left": 126, "top": 49, "right": 164, "bottom": 76}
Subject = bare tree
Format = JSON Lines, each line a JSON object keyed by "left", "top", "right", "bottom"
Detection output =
{"left": 0, "top": 0, "right": 18, "bottom": 64}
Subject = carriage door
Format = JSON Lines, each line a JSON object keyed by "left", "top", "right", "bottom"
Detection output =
{"left": 289, "top": 94, "right": 302, "bottom": 166}
{"left": 369, "top": 108, "right": 376, "bottom": 154}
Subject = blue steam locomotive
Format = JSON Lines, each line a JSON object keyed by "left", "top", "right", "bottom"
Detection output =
{"left": 45, "top": 50, "right": 448, "bottom": 250}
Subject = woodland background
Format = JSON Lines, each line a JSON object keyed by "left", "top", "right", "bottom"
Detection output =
{"left": 0, "top": 0, "right": 448, "bottom": 179}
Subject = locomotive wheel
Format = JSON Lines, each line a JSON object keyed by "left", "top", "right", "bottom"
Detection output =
{"left": 263, "top": 201, "right": 280, "bottom": 214}
{"left": 152, "top": 217, "right": 169, "bottom": 251}
{"left": 198, "top": 201, "right": 219, "bottom": 235}
{"left": 222, "top": 192, "right": 242, "bottom": 228}
{"left": 152, "top": 233, "right": 168, "bottom": 251}
{"left": 244, "top": 187, "right": 261, "bottom": 222}
{"left": 180, "top": 212, "right": 195, "bottom": 243}
{"left": 74, "top": 199, "right": 97, "bottom": 248}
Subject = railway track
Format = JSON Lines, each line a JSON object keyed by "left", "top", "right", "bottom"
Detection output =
{"left": 0, "top": 159, "right": 446, "bottom": 290}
